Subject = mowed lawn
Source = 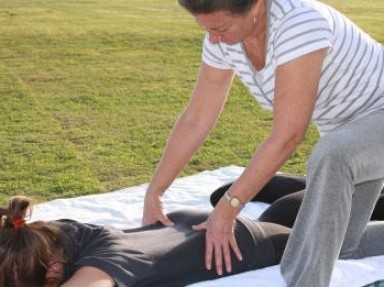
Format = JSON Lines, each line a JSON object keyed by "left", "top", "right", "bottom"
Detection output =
{"left": 0, "top": 0, "right": 383, "bottom": 204}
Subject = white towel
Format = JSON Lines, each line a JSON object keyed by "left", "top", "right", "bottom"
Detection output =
{"left": 31, "top": 165, "right": 384, "bottom": 287}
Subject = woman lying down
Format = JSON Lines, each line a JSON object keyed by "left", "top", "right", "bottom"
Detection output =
{"left": 1, "top": 175, "right": 384, "bottom": 287}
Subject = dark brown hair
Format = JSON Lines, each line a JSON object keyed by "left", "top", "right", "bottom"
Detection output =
{"left": 0, "top": 196, "right": 61, "bottom": 287}
{"left": 178, "top": 0, "right": 258, "bottom": 15}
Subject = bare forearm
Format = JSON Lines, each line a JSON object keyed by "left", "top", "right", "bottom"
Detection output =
{"left": 146, "top": 64, "right": 234, "bottom": 197}
{"left": 147, "top": 113, "right": 215, "bottom": 196}
{"left": 60, "top": 266, "right": 115, "bottom": 287}
{"left": 229, "top": 133, "right": 302, "bottom": 204}
{"left": 228, "top": 49, "right": 328, "bottom": 204}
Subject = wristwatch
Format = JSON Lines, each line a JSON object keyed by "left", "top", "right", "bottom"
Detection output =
{"left": 224, "top": 190, "right": 245, "bottom": 210}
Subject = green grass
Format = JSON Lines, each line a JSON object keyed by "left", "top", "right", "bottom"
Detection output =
{"left": 0, "top": 0, "right": 383, "bottom": 204}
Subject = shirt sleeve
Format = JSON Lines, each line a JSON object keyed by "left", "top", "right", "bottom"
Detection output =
{"left": 201, "top": 34, "right": 232, "bottom": 70}
{"left": 273, "top": 7, "right": 333, "bottom": 66}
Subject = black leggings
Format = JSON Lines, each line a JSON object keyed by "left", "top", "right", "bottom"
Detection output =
{"left": 210, "top": 174, "right": 384, "bottom": 228}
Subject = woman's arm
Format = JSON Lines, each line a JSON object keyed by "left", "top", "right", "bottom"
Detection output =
{"left": 229, "top": 47, "right": 328, "bottom": 203}
{"left": 195, "top": 47, "right": 328, "bottom": 275}
{"left": 60, "top": 266, "right": 115, "bottom": 287}
{"left": 142, "top": 63, "right": 234, "bottom": 226}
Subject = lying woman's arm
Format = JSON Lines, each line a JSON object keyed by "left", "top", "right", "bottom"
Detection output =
{"left": 60, "top": 266, "right": 115, "bottom": 287}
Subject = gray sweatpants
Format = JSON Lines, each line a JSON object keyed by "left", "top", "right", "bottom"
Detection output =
{"left": 280, "top": 109, "right": 384, "bottom": 287}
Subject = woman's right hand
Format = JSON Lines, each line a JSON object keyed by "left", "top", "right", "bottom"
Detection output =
{"left": 142, "top": 192, "right": 174, "bottom": 227}
{"left": 141, "top": 63, "right": 234, "bottom": 227}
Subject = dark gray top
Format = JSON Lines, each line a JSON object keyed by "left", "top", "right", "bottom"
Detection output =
{"left": 55, "top": 209, "right": 289, "bottom": 287}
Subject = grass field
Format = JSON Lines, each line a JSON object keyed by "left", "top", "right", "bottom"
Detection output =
{"left": 0, "top": 0, "right": 383, "bottom": 204}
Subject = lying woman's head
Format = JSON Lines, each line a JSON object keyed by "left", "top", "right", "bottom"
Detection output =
{"left": 0, "top": 196, "right": 63, "bottom": 287}
{"left": 178, "top": 0, "right": 257, "bottom": 15}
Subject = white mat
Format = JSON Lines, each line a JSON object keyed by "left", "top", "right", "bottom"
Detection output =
{"left": 31, "top": 165, "right": 384, "bottom": 287}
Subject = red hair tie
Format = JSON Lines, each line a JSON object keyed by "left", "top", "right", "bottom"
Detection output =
{"left": 12, "top": 218, "right": 25, "bottom": 229}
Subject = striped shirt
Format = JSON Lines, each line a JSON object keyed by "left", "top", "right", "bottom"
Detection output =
{"left": 202, "top": 0, "right": 384, "bottom": 135}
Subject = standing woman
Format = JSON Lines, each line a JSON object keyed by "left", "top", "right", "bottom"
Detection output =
{"left": 142, "top": 0, "right": 384, "bottom": 286}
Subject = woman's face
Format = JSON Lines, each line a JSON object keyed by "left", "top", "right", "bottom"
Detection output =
{"left": 43, "top": 261, "right": 65, "bottom": 287}
{"left": 194, "top": 0, "right": 266, "bottom": 45}
{"left": 194, "top": 10, "right": 255, "bottom": 45}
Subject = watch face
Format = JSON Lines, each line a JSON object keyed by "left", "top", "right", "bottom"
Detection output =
{"left": 230, "top": 197, "right": 240, "bottom": 207}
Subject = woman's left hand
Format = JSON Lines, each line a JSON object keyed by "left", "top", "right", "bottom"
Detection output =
{"left": 192, "top": 204, "right": 243, "bottom": 275}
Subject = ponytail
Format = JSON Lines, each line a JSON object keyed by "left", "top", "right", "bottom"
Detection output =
{"left": 0, "top": 196, "right": 30, "bottom": 229}
{"left": 0, "top": 196, "right": 62, "bottom": 287}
